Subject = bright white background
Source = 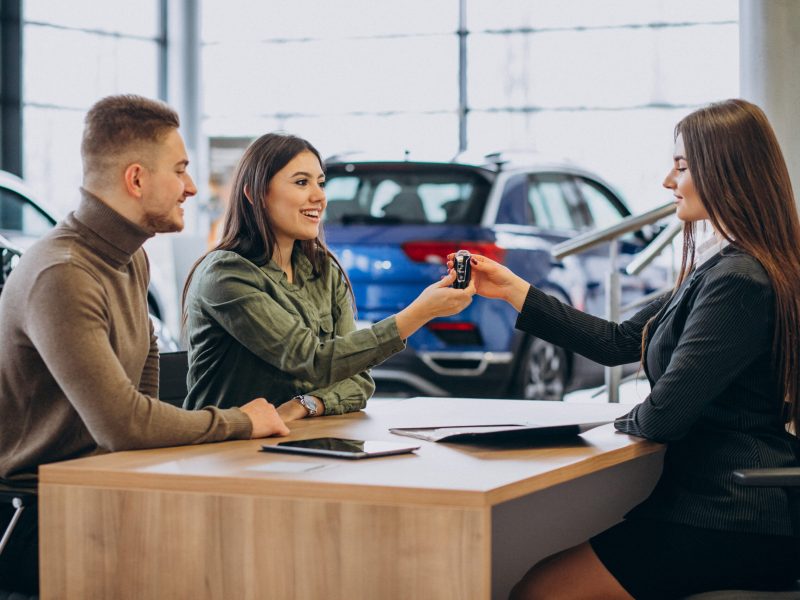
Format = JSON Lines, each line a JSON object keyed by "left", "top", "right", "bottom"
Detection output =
{"left": 20, "top": 0, "right": 739, "bottom": 329}
{"left": 22, "top": 0, "right": 738, "bottom": 218}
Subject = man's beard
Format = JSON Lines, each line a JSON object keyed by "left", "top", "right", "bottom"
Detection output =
{"left": 144, "top": 210, "right": 182, "bottom": 233}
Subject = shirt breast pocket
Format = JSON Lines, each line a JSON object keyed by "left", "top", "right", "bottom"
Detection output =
{"left": 319, "top": 314, "right": 335, "bottom": 339}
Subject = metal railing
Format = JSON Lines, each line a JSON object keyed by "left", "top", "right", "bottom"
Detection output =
{"left": 551, "top": 201, "right": 681, "bottom": 402}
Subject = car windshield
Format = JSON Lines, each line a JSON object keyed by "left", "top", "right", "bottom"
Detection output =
{"left": 323, "top": 166, "right": 491, "bottom": 225}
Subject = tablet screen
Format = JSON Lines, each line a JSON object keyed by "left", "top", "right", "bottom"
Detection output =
{"left": 261, "top": 437, "right": 420, "bottom": 459}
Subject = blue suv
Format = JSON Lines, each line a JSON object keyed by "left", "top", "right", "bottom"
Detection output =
{"left": 323, "top": 152, "right": 667, "bottom": 400}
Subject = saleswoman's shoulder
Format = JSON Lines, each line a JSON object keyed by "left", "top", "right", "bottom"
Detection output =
{"left": 714, "top": 247, "right": 769, "bottom": 282}
{"left": 703, "top": 247, "right": 772, "bottom": 300}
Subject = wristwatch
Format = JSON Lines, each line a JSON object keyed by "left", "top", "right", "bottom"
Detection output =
{"left": 293, "top": 394, "right": 318, "bottom": 417}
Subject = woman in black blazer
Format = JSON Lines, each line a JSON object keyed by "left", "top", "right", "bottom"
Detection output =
{"left": 461, "top": 99, "right": 800, "bottom": 599}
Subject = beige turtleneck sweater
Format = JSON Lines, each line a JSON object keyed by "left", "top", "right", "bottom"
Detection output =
{"left": 0, "top": 189, "right": 251, "bottom": 481}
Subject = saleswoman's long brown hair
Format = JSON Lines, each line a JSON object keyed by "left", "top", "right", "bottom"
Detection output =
{"left": 671, "top": 99, "right": 800, "bottom": 434}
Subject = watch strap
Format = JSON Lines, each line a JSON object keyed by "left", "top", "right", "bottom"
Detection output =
{"left": 294, "top": 394, "right": 318, "bottom": 417}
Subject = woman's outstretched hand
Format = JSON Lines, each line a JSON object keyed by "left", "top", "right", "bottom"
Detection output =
{"left": 447, "top": 253, "right": 530, "bottom": 312}
{"left": 395, "top": 269, "right": 475, "bottom": 339}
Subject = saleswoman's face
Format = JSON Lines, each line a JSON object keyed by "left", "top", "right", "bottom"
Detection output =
{"left": 663, "top": 134, "right": 709, "bottom": 223}
{"left": 264, "top": 150, "right": 327, "bottom": 245}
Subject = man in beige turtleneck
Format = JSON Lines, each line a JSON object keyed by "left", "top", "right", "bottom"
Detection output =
{"left": 0, "top": 95, "right": 289, "bottom": 594}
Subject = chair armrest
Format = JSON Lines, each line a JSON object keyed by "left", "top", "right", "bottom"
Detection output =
{"left": 733, "top": 468, "right": 800, "bottom": 487}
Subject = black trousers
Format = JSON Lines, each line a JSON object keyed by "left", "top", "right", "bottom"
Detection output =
{"left": 0, "top": 502, "right": 38, "bottom": 595}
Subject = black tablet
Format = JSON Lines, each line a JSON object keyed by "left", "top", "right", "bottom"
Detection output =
{"left": 261, "top": 437, "right": 420, "bottom": 459}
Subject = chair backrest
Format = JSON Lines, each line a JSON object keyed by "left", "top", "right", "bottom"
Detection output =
{"left": 382, "top": 190, "right": 427, "bottom": 222}
{"left": 158, "top": 351, "right": 189, "bottom": 408}
{"left": 683, "top": 591, "right": 800, "bottom": 599}
{"left": 682, "top": 467, "right": 800, "bottom": 599}
{"left": 324, "top": 199, "right": 363, "bottom": 223}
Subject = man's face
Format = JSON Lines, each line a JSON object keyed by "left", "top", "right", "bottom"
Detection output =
{"left": 140, "top": 129, "right": 197, "bottom": 233}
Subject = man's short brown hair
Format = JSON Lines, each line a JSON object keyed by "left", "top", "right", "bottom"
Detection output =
{"left": 81, "top": 94, "right": 180, "bottom": 184}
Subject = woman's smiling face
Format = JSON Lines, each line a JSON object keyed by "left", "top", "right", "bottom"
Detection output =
{"left": 663, "top": 133, "right": 709, "bottom": 223}
{"left": 264, "top": 150, "right": 327, "bottom": 247}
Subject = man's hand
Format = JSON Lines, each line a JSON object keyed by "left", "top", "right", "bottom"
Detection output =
{"left": 239, "top": 398, "right": 290, "bottom": 438}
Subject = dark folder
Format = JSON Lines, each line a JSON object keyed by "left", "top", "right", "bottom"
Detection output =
{"left": 389, "top": 421, "right": 611, "bottom": 443}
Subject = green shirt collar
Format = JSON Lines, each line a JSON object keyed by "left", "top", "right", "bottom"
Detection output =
{"left": 261, "top": 244, "right": 315, "bottom": 288}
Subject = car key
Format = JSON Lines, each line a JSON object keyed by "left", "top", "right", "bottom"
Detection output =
{"left": 452, "top": 249, "right": 472, "bottom": 289}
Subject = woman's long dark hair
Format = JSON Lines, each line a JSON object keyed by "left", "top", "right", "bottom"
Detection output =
{"left": 651, "top": 99, "right": 800, "bottom": 434}
{"left": 182, "top": 132, "right": 354, "bottom": 320}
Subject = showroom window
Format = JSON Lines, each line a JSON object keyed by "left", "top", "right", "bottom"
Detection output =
{"left": 202, "top": 0, "right": 738, "bottom": 216}
{"left": 22, "top": 0, "right": 163, "bottom": 217}
{"left": 18, "top": 1, "right": 739, "bottom": 225}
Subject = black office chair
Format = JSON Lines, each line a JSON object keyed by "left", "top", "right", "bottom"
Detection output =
{"left": 0, "top": 358, "right": 185, "bottom": 599}
{"left": 683, "top": 468, "right": 800, "bottom": 600}
{"left": 158, "top": 350, "right": 189, "bottom": 408}
{"left": 0, "top": 591, "right": 38, "bottom": 600}
{"left": 0, "top": 484, "right": 39, "bottom": 600}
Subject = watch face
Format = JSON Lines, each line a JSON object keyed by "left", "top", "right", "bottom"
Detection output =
{"left": 297, "top": 395, "right": 315, "bottom": 415}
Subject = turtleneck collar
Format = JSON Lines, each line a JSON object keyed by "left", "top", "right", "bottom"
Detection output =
{"left": 71, "top": 188, "right": 153, "bottom": 266}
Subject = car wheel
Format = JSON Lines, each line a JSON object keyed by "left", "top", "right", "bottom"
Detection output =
{"left": 513, "top": 337, "right": 568, "bottom": 401}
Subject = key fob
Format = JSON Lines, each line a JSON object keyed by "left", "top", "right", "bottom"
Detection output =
{"left": 452, "top": 250, "right": 471, "bottom": 289}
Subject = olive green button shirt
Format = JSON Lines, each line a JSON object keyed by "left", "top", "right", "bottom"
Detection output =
{"left": 184, "top": 248, "right": 405, "bottom": 414}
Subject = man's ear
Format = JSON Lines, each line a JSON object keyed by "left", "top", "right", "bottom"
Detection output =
{"left": 123, "top": 163, "right": 146, "bottom": 199}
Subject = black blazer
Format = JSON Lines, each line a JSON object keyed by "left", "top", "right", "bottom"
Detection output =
{"left": 515, "top": 247, "right": 798, "bottom": 536}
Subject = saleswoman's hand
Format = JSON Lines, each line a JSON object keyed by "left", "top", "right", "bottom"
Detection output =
{"left": 447, "top": 254, "right": 530, "bottom": 312}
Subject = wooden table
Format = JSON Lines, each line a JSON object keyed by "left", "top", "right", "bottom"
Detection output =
{"left": 39, "top": 398, "right": 664, "bottom": 600}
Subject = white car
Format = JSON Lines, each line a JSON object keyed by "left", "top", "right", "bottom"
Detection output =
{"left": 0, "top": 170, "right": 179, "bottom": 351}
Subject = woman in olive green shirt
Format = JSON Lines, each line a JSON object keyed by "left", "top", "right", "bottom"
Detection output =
{"left": 182, "top": 133, "right": 473, "bottom": 422}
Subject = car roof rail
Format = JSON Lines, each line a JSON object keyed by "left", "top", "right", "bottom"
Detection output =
{"left": 326, "top": 149, "right": 448, "bottom": 164}
{"left": 487, "top": 149, "right": 575, "bottom": 168}
{"left": 452, "top": 149, "right": 575, "bottom": 172}
{"left": 448, "top": 149, "right": 499, "bottom": 170}
{"left": 324, "top": 150, "right": 367, "bottom": 164}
